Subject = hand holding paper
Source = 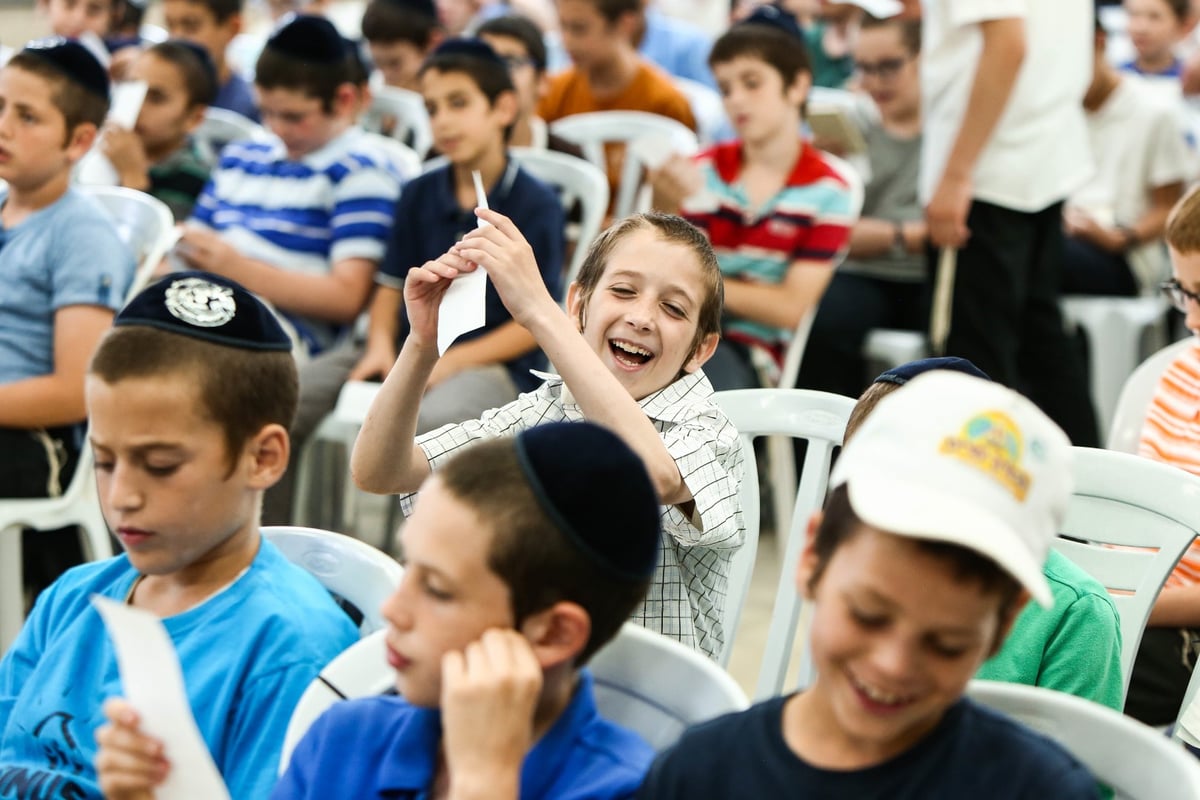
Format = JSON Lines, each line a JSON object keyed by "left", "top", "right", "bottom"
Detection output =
{"left": 436, "top": 170, "right": 490, "bottom": 354}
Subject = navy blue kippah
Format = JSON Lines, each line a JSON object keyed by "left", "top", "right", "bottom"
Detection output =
{"left": 116, "top": 272, "right": 293, "bottom": 352}
{"left": 739, "top": 3, "right": 806, "bottom": 43}
{"left": 428, "top": 37, "right": 507, "bottom": 69}
{"left": 875, "top": 357, "right": 991, "bottom": 387}
{"left": 20, "top": 38, "right": 110, "bottom": 101}
{"left": 267, "top": 15, "right": 348, "bottom": 63}
{"left": 513, "top": 422, "right": 660, "bottom": 583}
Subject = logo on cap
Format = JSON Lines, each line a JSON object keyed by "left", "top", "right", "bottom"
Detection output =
{"left": 164, "top": 277, "right": 237, "bottom": 328}
{"left": 939, "top": 411, "right": 1031, "bottom": 501}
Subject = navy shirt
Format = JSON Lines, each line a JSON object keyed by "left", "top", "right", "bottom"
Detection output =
{"left": 213, "top": 73, "right": 261, "bottom": 124}
{"left": 377, "top": 159, "right": 564, "bottom": 392}
{"left": 272, "top": 670, "right": 654, "bottom": 799}
{"left": 636, "top": 695, "right": 1101, "bottom": 799}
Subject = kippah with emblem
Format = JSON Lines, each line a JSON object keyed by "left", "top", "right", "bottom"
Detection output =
{"left": 266, "top": 14, "right": 348, "bottom": 63}
{"left": 875, "top": 357, "right": 991, "bottom": 387}
{"left": 20, "top": 38, "right": 110, "bottom": 101}
{"left": 739, "top": 3, "right": 806, "bottom": 43}
{"left": 428, "top": 37, "right": 507, "bottom": 69}
{"left": 513, "top": 422, "right": 661, "bottom": 583}
{"left": 116, "top": 272, "right": 293, "bottom": 352}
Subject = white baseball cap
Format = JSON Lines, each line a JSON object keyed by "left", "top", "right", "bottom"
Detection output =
{"left": 831, "top": 371, "right": 1073, "bottom": 607}
{"left": 833, "top": 0, "right": 903, "bottom": 19}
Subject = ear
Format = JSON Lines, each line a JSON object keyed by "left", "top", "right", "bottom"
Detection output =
{"left": 519, "top": 601, "right": 591, "bottom": 670}
{"left": 613, "top": 8, "right": 641, "bottom": 41}
{"left": 786, "top": 68, "right": 812, "bottom": 109}
{"left": 244, "top": 422, "right": 290, "bottom": 490}
{"left": 795, "top": 510, "right": 824, "bottom": 601}
{"left": 565, "top": 281, "right": 586, "bottom": 332}
{"left": 65, "top": 123, "right": 99, "bottom": 163}
{"left": 682, "top": 331, "right": 719, "bottom": 374}
{"left": 333, "top": 82, "right": 359, "bottom": 118}
{"left": 494, "top": 88, "right": 519, "bottom": 128}
{"left": 227, "top": 10, "right": 244, "bottom": 37}
{"left": 986, "top": 589, "right": 1030, "bottom": 657}
{"left": 183, "top": 102, "right": 208, "bottom": 134}
{"left": 535, "top": 70, "right": 550, "bottom": 101}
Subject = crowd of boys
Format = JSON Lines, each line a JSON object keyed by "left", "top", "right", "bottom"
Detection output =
{"left": 2, "top": 0, "right": 1200, "bottom": 796}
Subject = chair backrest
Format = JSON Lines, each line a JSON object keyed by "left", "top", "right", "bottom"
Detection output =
{"left": 195, "top": 107, "right": 269, "bottom": 163}
{"left": 1053, "top": 447, "right": 1200, "bottom": 701}
{"left": 362, "top": 86, "right": 433, "bottom": 158}
{"left": 968, "top": 679, "right": 1200, "bottom": 800}
{"left": 549, "top": 111, "right": 699, "bottom": 218}
{"left": 590, "top": 623, "right": 748, "bottom": 751}
{"left": 673, "top": 76, "right": 728, "bottom": 145}
{"left": 360, "top": 132, "right": 423, "bottom": 181}
{"left": 261, "top": 526, "right": 403, "bottom": 635}
{"left": 712, "top": 388, "right": 855, "bottom": 697}
{"left": 1107, "top": 337, "right": 1193, "bottom": 453}
{"left": 508, "top": 147, "right": 609, "bottom": 288}
{"left": 82, "top": 185, "right": 176, "bottom": 300}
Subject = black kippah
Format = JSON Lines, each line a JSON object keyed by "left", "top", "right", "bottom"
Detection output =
{"left": 739, "top": 3, "right": 806, "bottom": 43}
{"left": 382, "top": 0, "right": 437, "bottom": 18}
{"left": 20, "top": 38, "right": 110, "bottom": 101}
{"left": 514, "top": 422, "right": 660, "bottom": 583}
{"left": 267, "top": 14, "right": 348, "bottom": 64}
{"left": 875, "top": 357, "right": 991, "bottom": 387}
{"left": 116, "top": 272, "right": 293, "bottom": 352}
{"left": 428, "top": 37, "right": 506, "bottom": 69}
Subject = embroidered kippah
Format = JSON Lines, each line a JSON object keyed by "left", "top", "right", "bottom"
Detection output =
{"left": 427, "top": 37, "right": 506, "bottom": 69}
{"left": 875, "top": 357, "right": 991, "bottom": 387}
{"left": 20, "top": 38, "right": 110, "bottom": 101}
{"left": 513, "top": 422, "right": 661, "bottom": 583}
{"left": 739, "top": 3, "right": 806, "bottom": 43}
{"left": 116, "top": 272, "right": 293, "bottom": 352}
{"left": 266, "top": 14, "right": 348, "bottom": 64}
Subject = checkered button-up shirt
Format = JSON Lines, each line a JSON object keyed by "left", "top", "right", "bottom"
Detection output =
{"left": 400, "top": 370, "right": 746, "bottom": 660}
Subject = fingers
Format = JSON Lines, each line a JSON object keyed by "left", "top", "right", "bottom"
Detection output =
{"left": 474, "top": 207, "right": 522, "bottom": 238}
{"left": 95, "top": 701, "right": 169, "bottom": 796}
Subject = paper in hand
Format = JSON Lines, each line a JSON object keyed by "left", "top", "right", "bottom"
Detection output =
{"left": 92, "top": 596, "right": 232, "bottom": 800}
{"left": 436, "top": 169, "right": 490, "bottom": 355}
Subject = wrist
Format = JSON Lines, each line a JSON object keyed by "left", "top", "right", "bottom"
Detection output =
{"left": 891, "top": 221, "right": 906, "bottom": 255}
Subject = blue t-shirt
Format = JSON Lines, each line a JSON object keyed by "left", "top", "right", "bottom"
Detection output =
{"left": 213, "top": 73, "right": 261, "bottom": 123}
{"left": 0, "top": 187, "right": 133, "bottom": 384}
{"left": 636, "top": 694, "right": 1100, "bottom": 799}
{"left": 0, "top": 539, "right": 358, "bottom": 799}
{"left": 638, "top": 9, "right": 716, "bottom": 89}
{"left": 376, "top": 159, "right": 564, "bottom": 392}
{"left": 273, "top": 670, "right": 653, "bottom": 799}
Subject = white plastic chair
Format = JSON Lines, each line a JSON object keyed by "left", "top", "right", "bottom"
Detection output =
{"left": 549, "top": 110, "right": 699, "bottom": 218}
{"left": 968, "top": 679, "right": 1200, "bottom": 800}
{"left": 862, "top": 328, "right": 928, "bottom": 375}
{"left": 362, "top": 85, "right": 433, "bottom": 158}
{"left": 1106, "top": 337, "right": 1193, "bottom": 453}
{"left": 195, "top": 107, "right": 270, "bottom": 163}
{"left": 673, "top": 76, "right": 729, "bottom": 145}
{"left": 1052, "top": 447, "right": 1200, "bottom": 702}
{"left": 83, "top": 185, "right": 176, "bottom": 299}
{"left": 261, "top": 525, "right": 402, "bottom": 636}
{"left": 589, "top": 623, "right": 748, "bottom": 751}
{"left": 712, "top": 388, "right": 855, "bottom": 698}
{"left": 360, "top": 132, "right": 423, "bottom": 181}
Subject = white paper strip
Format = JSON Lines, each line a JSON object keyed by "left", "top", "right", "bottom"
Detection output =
{"left": 436, "top": 169, "right": 490, "bottom": 355}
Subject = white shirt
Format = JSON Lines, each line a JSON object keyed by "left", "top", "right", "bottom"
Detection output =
{"left": 920, "top": 0, "right": 1094, "bottom": 211}
{"left": 401, "top": 369, "right": 746, "bottom": 660}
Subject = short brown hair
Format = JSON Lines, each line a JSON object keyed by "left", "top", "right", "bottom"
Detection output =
{"left": 587, "top": 0, "right": 640, "bottom": 24}
{"left": 88, "top": 326, "right": 298, "bottom": 471}
{"left": 859, "top": 13, "right": 921, "bottom": 54}
{"left": 438, "top": 438, "right": 651, "bottom": 665}
{"left": 573, "top": 212, "right": 723, "bottom": 363}
{"left": 254, "top": 46, "right": 352, "bottom": 113}
{"left": 4, "top": 54, "right": 109, "bottom": 141}
{"left": 1166, "top": 185, "right": 1200, "bottom": 254}
{"left": 844, "top": 380, "right": 899, "bottom": 444}
{"left": 361, "top": 0, "right": 440, "bottom": 46}
{"left": 710, "top": 19, "right": 811, "bottom": 88}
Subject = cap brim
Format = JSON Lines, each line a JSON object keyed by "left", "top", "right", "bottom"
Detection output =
{"left": 844, "top": 473, "right": 1054, "bottom": 608}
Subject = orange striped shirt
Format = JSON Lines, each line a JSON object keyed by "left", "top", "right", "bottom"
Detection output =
{"left": 1139, "top": 340, "right": 1200, "bottom": 586}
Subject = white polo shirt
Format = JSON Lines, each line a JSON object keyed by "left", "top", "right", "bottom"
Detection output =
{"left": 920, "top": 0, "right": 1094, "bottom": 212}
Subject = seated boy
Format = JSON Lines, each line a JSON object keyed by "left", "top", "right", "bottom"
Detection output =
{"left": 163, "top": 0, "right": 260, "bottom": 121}
{"left": 847, "top": 358, "right": 1124, "bottom": 711}
{"left": 637, "top": 371, "right": 1100, "bottom": 798}
{"left": 351, "top": 210, "right": 744, "bottom": 660}
{"left": 103, "top": 40, "right": 218, "bottom": 220}
{"left": 275, "top": 421, "right": 660, "bottom": 798}
{"left": 361, "top": 0, "right": 443, "bottom": 93}
{"left": 1, "top": 272, "right": 359, "bottom": 798}
{"left": 650, "top": 5, "right": 854, "bottom": 390}
{"left": 38, "top": 0, "right": 115, "bottom": 41}
{"left": 178, "top": 14, "right": 402, "bottom": 356}
{"left": 0, "top": 40, "right": 134, "bottom": 590}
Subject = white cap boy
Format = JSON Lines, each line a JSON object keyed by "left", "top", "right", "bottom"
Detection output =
{"left": 831, "top": 371, "right": 1074, "bottom": 607}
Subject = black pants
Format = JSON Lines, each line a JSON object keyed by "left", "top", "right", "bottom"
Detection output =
{"left": 944, "top": 200, "right": 1099, "bottom": 447}
{"left": 1125, "top": 626, "right": 1200, "bottom": 726}
{"left": 1061, "top": 235, "right": 1139, "bottom": 297}
{"left": 0, "top": 427, "right": 85, "bottom": 608}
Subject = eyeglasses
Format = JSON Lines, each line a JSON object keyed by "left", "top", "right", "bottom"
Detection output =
{"left": 499, "top": 55, "right": 536, "bottom": 72}
{"left": 1161, "top": 280, "right": 1200, "bottom": 312}
{"left": 854, "top": 56, "right": 910, "bottom": 79}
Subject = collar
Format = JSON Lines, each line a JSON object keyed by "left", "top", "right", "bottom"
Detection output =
{"left": 521, "top": 670, "right": 602, "bottom": 797}
{"left": 280, "top": 126, "right": 362, "bottom": 170}
{"left": 709, "top": 139, "right": 824, "bottom": 189}
{"left": 531, "top": 368, "right": 715, "bottom": 424}
{"left": 432, "top": 158, "right": 521, "bottom": 222}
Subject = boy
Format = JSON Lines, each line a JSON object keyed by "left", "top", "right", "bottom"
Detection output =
{"left": 0, "top": 40, "right": 134, "bottom": 592}
{"left": 1, "top": 272, "right": 359, "bottom": 798}
{"left": 275, "top": 422, "right": 660, "bottom": 798}
{"left": 351, "top": 210, "right": 744, "bottom": 660}
{"left": 361, "top": 0, "right": 443, "bottom": 93}
{"left": 39, "top": 0, "right": 114, "bottom": 40}
{"left": 650, "top": 5, "right": 854, "bottom": 390}
{"left": 162, "top": 0, "right": 260, "bottom": 121}
{"left": 177, "top": 14, "right": 401, "bottom": 357}
{"left": 102, "top": 40, "right": 218, "bottom": 220}
{"left": 847, "top": 358, "right": 1124, "bottom": 712}
{"left": 1122, "top": 0, "right": 1192, "bottom": 92}
{"left": 637, "top": 371, "right": 1099, "bottom": 798}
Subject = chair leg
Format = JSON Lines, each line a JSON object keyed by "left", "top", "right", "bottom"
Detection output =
{"left": 1, "top": 526, "right": 24, "bottom": 651}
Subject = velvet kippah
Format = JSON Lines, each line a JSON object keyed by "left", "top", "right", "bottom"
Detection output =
{"left": 116, "top": 272, "right": 293, "bottom": 352}
{"left": 739, "top": 3, "right": 806, "bottom": 43}
{"left": 513, "top": 422, "right": 660, "bottom": 583}
{"left": 428, "top": 37, "right": 506, "bottom": 69}
{"left": 875, "top": 357, "right": 991, "bottom": 387}
{"left": 383, "top": 0, "right": 437, "bottom": 18}
{"left": 266, "top": 15, "right": 348, "bottom": 63}
{"left": 19, "top": 38, "right": 110, "bottom": 101}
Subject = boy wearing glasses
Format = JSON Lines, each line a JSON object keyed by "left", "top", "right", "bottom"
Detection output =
{"left": 1126, "top": 186, "right": 1200, "bottom": 726}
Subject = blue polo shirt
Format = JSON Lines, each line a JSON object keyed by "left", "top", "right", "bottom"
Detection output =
{"left": 376, "top": 158, "right": 564, "bottom": 392}
{"left": 272, "top": 670, "right": 654, "bottom": 799}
